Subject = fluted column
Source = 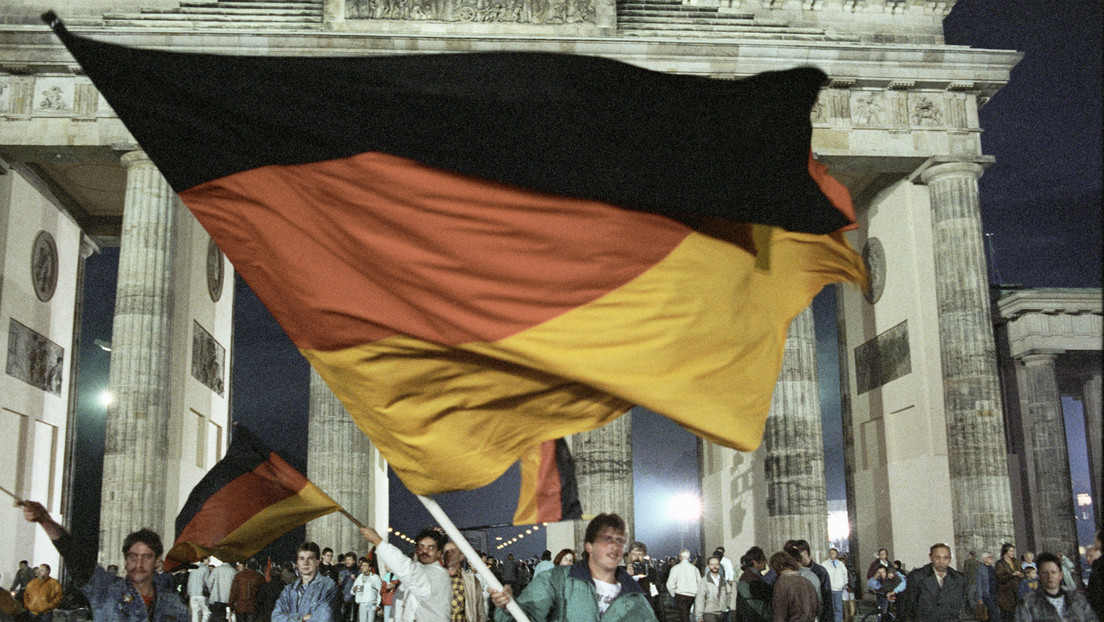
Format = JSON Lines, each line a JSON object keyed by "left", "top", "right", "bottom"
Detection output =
{"left": 764, "top": 306, "right": 829, "bottom": 559}
{"left": 572, "top": 414, "right": 634, "bottom": 545}
{"left": 306, "top": 367, "right": 380, "bottom": 555}
{"left": 919, "top": 161, "right": 1014, "bottom": 556}
{"left": 1018, "top": 353, "right": 1078, "bottom": 558}
{"left": 1082, "top": 372, "right": 1102, "bottom": 526}
{"left": 99, "top": 151, "right": 177, "bottom": 565}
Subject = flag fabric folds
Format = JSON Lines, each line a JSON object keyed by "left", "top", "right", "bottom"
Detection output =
{"left": 164, "top": 427, "right": 340, "bottom": 571}
{"left": 45, "top": 14, "right": 866, "bottom": 502}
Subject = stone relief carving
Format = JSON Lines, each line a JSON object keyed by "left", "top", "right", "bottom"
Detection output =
{"left": 852, "top": 92, "right": 884, "bottom": 126}
{"left": 810, "top": 98, "right": 826, "bottom": 124}
{"left": 0, "top": 79, "right": 7, "bottom": 113}
{"left": 32, "top": 78, "right": 73, "bottom": 114}
{"left": 191, "top": 321, "right": 226, "bottom": 396}
{"left": 348, "top": 0, "right": 594, "bottom": 23}
{"left": 32, "top": 231, "right": 58, "bottom": 303}
{"left": 854, "top": 320, "right": 911, "bottom": 394}
{"left": 7, "top": 319, "right": 64, "bottom": 395}
{"left": 911, "top": 95, "right": 943, "bottom": 126}
{"left": 39, "top": 86, "right": 68, "bottom": 111}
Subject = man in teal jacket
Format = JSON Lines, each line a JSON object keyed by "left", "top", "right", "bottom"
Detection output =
{"left": 490, "top": 513, "right": 657, "bottom": 622}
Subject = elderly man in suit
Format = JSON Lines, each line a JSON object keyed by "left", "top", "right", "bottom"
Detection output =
{"left": 900, "top": 544, "right": 969, "bottom": 622}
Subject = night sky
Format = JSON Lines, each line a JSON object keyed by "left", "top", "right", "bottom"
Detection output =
{"left": 69, "top": 0, "right": 1101, "bottom": 564}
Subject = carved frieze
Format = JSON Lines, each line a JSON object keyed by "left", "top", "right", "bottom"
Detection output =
{"left": 34, "top": 77, "right": 74, "bottom": 114}
{"left": 851, "top": 92, "right": 884, "bottom": 126}
{"left": 348, "top": 0, "right": 595, "bottom": 23}
{"left": 0, "top": 76, "right": 8, "bottom": 114}
{"left": 909, "top": 94, "right": 943, "bottom": 126}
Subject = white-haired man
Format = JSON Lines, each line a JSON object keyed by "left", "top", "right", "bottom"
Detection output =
{"left": 667, "top": 549, "right": 700, "bottom": 622}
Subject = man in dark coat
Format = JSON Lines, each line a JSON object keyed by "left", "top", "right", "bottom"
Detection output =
{"left": 901, "top": 544, "right": 970, "bottom": 622}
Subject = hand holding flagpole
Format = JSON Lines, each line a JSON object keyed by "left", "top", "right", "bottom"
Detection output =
{"left": 416, "top": 495, "right": 531, "bottom": 622}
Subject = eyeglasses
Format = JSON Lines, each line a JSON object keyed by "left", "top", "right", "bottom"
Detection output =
{"left": 596, "top": 535, "right": 627, "bottom": 547}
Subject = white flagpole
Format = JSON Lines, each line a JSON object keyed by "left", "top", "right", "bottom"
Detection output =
{"left": 415, "top": 495, "right": 532, "bottom": 622}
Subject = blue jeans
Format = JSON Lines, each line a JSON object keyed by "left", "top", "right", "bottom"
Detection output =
{"left": 832, "top": 591, "right": 844, "bottom": 622}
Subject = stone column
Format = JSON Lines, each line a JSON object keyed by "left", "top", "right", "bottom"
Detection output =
{"left": 764, "top": 306, "right": 829, "bottom": 559}
{"left": 305, "top": 367, "right": 379, "bottom": 555}
{"left": 919, "top": 161, "right": 1014, "bottom": 556}
{"left": 572, "top": 414, "right": 634, "bottom": 545}
{"left": 99, "top": 151, "right": 177, "bottom": 565}
{"left": 1018, "top": 353, "right": 1078, "bottom": 559}
{"left": 835, "top": 285, "right": 860, "bottom": 562}
{"left": 1083, "top": 372, "right": 1102, "bottom": 526}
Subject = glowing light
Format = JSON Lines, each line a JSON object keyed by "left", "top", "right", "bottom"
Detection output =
{"left": 668, "top": 493, "right": 702, "bottom": 523}
{"left": 827, "top": 510, "right": 850, "bottom": 545}
{"left": 98, "top": 390, "right": 114, "bottom": 407}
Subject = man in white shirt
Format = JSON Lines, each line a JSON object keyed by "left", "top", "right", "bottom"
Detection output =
{"left": 822, "top": 548, "right": 849, "bottom": 622}
{"left": 188, "top": 558, "right": 211, "bottom": 622}
{"left": 360, "top": 526, "right": 451, "bottom": 622}
{"left": 667, "top": 549, "right": 701, "bottom": 622}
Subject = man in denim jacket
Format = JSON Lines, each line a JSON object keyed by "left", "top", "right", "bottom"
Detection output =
{"left": 21, "top": 499, "right": 190, "bottom": 622}
{"left": 273, "top": 542, "right": 340, "bottom": 622}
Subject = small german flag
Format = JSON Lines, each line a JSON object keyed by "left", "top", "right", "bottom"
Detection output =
{"left": 164, "top": 427, "right": 340, "bottom": 571}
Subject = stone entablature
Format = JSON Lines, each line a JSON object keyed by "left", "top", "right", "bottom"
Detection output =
{"left": 995, "top": 289, "right": 1104, "bottom": 358}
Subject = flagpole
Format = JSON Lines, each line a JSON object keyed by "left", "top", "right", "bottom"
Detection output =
{"left": 338, "top": 508, "right": 364, "bottom": 528}
{"left": 416, "top": 495, "right": 531, "bottom": 622}
{"left": 0, "top": 484, "right": 23, "bottom": 504}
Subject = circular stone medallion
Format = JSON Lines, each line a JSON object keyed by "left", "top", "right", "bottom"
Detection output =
{"left": 862, "top": 237, "right": 886, "bottom": 305}
{"left": 207, "top": 239, "right": 224, "bottom": 302}
{"left": 31, "top": 231, "right": 58, "bottom": 302}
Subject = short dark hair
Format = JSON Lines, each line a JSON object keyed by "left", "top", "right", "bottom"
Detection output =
{"left": 1000, "top": 543, "right": 1015, "bottom": 558}
{"left": 39, "top": 564, "right": 50, "bottom": 575}
{"left": 19, "top": 560, "right": 28, "bottom": 566}
{"left": 930, "top": 543, "right": 951, "bottom": 555}
{"left": 784, "top": 543, "right": 803, "bottom": 562}
{"left": 122, "top": 528, "right": 164, "bottom": 559}
{"left": 793, "top": 540, "right": 811, "bottom": 554}
{"left": 322, "top": 547, "right": 334, "bottom": 555}
{"left": 415, "top": 527, "right": 447, "bottom": 550}
{"left": 770, "top": 551, "right": 800, "bottom": 574}
{"left": 584, "top": 513, "right": 626, "bottom": 544}
{"left": 630, "top": 542, "right": 648, "bottom": 555}
{"left": 1034, "top": 552, "right": 1061, "bottom": 571}
{"left": 541, "top": 550, "right": 552, "bottom": 561}
{"left": 741, "top": 546, "right": 766, "bottom": 570}
{"left": 245, "top": 559, "right": 258, "bottom": 570}
{"left": 298, "top": 542, "right": 322, "bottom": 559}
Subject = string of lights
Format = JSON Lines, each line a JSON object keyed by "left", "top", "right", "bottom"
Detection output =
{"left": 493, "top": 523, "right": 543, "bottom": 551}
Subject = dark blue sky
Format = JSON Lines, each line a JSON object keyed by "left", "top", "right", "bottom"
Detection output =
{"left": 71, "top": 0, "right": 1101, "bottom": 563}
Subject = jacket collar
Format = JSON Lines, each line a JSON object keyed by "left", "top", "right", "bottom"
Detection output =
{"left": 569, "top": 559, "right": 645, "bottom": 595}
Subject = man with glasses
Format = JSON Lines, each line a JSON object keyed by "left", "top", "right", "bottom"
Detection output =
{"left": 19, "top": 499, "right": 190, "bottom": 621}
{"left": 489, "top": 513, "right": 658, "bottom": 622}
{"left": 359, "top": 525, "right": 450, "bottom": 621}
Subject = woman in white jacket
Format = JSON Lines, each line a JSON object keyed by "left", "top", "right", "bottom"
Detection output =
{"left": 353, "top": 557, "right": 383, "bottom": 622}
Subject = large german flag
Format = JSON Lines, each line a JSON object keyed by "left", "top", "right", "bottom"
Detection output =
{"left": 164, "top": 427, "right": 340, "bottom": 570}
{"left": 45, "top": 14, "right": 865, "bottom": 501}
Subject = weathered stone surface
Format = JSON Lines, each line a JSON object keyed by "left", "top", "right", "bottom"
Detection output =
{"left": 305, "top": 367, "right": 381, "bottom": 555}
{"left": 572, "top": 414, "right": 633, "bottom": 544}
{"left": 919, "top": 160, "right": 1014, "bottom": 558}
{"left": 1017, "top": 353, "right": 1077, "bottom": 561}
{"left": 98, "top": 150, "right": 177, "bottom": 565}
{"left": 764, "top": 306, "right": 829, "bottom": 559}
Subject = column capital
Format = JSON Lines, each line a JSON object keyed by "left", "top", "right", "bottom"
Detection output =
{"left": 1016, "top": 350, "right": 1063, "bottom": 366}
{"left": 119, "top": 150, "right": 152, "bottom": 170}
{"left": 909, "top": 155, "right": 994, "bottom": 185}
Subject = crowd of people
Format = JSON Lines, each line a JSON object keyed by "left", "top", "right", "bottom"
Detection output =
{"left": 5, "top": 499, "right": 1103, "bottom": 622}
